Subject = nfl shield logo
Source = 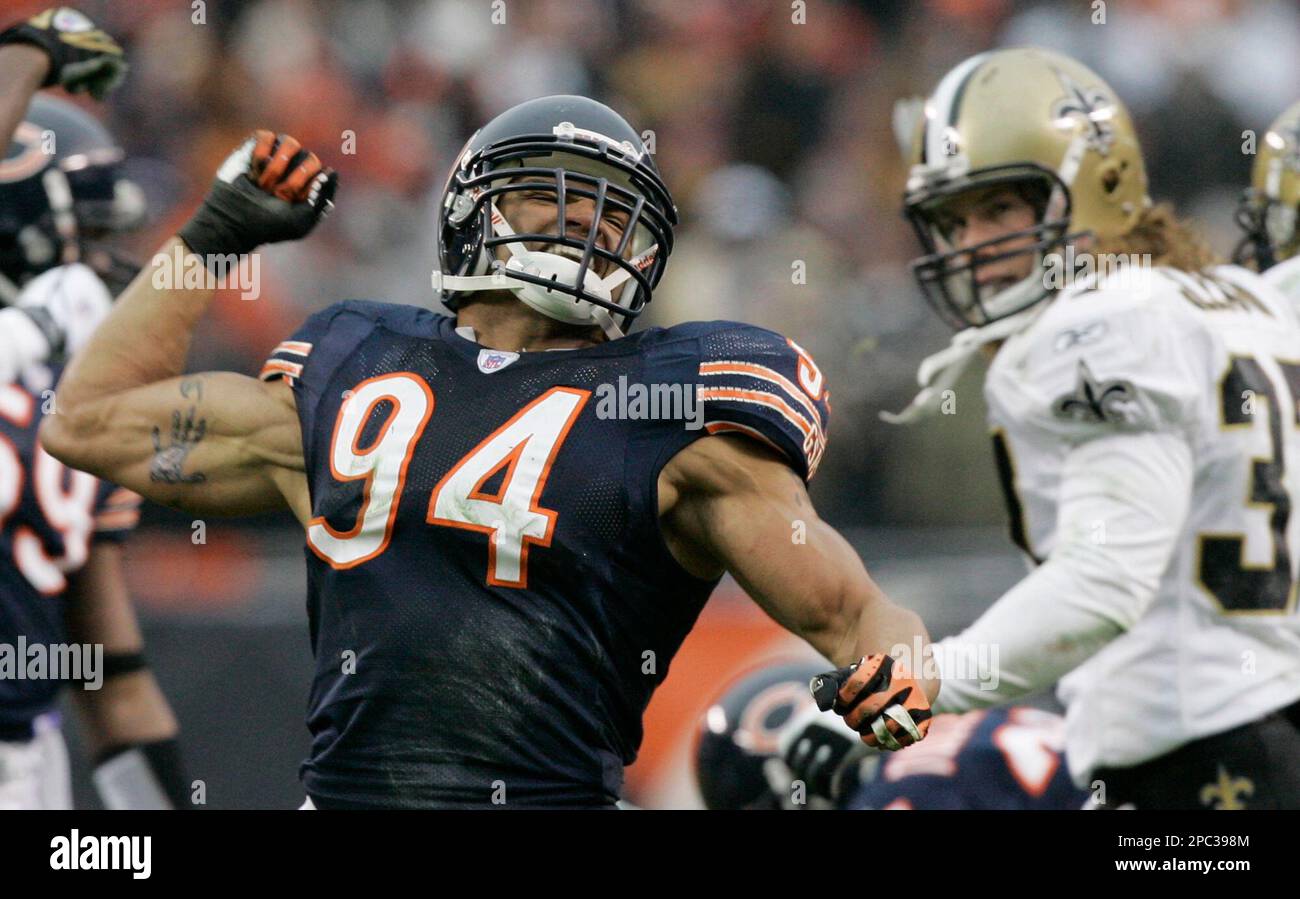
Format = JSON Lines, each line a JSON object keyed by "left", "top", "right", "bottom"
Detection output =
{"left": 477, "top": 348, "right": 520, "bottom": 373}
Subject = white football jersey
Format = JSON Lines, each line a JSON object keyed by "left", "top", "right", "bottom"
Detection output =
{"left": 1263, "top": 254, "right": 1300, "bottom": 317}
{"left": 985, "top": 264, "right": 1300, "bottom": 781}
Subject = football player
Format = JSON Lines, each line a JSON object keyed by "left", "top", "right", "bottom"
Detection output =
{"left": 1236, "top": 100, "right": 1300, "bottom": 301}
{"left": 695, "top": 662, "right": 1086, "bottom": 810}
{"left": 0, "top": 7, "right": 128, "bottom": 372}
{"left": 874, "top": 47, "right": 1300, "bottom": 809}
{"left": 0, "top": 10, "right": 188, "bottom": 810}
{"left": 42, "top": 95, "right": 937, "bottom": 808}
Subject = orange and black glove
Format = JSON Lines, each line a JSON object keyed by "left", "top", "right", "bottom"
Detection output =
{"left": 179, "top": 130, "right": 337, "bottom": 263}
{"left": 810, "top": 653, "right": 932, "bottom": 751}
{"left": 0, "top": 8, "right": 126, "bottom": 100}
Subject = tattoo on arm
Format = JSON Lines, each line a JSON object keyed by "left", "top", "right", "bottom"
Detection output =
{"left": 150, "top": 406, "right": 207, "bottom": 484}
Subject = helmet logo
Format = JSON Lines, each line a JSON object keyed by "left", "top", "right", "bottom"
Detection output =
{"left": 1050, "top": 69, "right": 1116, "bottom": 155}
{"left": 0, "top": 122, "right": 51, "bottom": 184}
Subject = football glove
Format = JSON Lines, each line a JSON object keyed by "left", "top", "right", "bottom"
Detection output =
{"left": 179, "top": 130, "right": 337, "bottom": 263}
{"left": 810, "top": 653, "right": 932, "bottom": 751}
{"left": 0, "top": 8, "right": 126, "bottom": 100}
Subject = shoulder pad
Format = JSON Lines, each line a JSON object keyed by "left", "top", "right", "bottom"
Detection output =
{"left": 992, "top": 272, "right": 1210, "bottom": 437}
{"left": 259, "top": 300, "right": 442, "bottom": 386}
{"left": 658, "top": 321, "right": 831, "bottom": 479}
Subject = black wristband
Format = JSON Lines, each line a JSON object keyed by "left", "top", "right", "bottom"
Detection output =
{"left": 97, "top": 737, "right": 191, "bottom": 809}
{"left": 101, "top": 650, "right": 149, "bottom": 680}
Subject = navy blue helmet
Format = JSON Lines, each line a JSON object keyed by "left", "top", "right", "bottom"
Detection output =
{"left": 0, "top": 94, "right": 144, "bottom": 300}
{"left": 435, "top": 95, "right": 677, "bottom": 336}
{"left": 694, "top": 661, "right": 822, "bottom": 810}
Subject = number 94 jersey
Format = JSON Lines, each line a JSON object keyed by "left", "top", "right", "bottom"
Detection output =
{"left": 985, "top": 265, "right": 1300, "bottom": 782}
{"left": 260, "top": 301, "right": 830, "bottom": 808}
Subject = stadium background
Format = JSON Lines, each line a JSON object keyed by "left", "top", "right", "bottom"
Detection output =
{"left": 13, "top": 0, "right": 1298, "bottom": 808}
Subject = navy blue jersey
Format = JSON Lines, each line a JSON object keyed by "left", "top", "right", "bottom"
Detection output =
{"left": 0, "top": 366, "right": 141, "bottom": 732}
{"left": 845, "top": 707, "right": 1089, "bottom": 810}
{"left": 260, "top": 302, "right": 830, "bottom": 808}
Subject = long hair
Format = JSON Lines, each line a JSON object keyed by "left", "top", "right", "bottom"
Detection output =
{"left": 1093, "top": 201, "right": 1220, "bottom": 271}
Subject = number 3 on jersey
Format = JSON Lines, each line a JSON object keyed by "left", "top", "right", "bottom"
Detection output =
{"left": 308, "top": 376, "right": 589, "bottom": 587}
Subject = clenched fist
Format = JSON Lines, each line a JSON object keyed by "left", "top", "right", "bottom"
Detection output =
{"left": 179, "top": 130, "right": 337, "bottom": 264}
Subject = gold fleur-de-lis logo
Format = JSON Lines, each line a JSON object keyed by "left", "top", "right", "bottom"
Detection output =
{"left": 1050, "top": 68, "right": 1116, "bottom": 155}
{"left": 1199, "top": 765, "right": 1254, "bottom": 810}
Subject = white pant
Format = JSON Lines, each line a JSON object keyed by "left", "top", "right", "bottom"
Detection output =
{"left": 0, "top": 715, "right": 71, "bottom": 810}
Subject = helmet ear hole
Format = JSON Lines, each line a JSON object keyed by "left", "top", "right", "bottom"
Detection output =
{"left": 1100, "top": 164, "right": 1121, "bottom": 195}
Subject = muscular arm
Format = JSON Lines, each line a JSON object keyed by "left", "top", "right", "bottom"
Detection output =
{"left": 659, "top": 435, "right": 937, "bottom": 701}
{"left": 0, "top": 43, "right": 48, "bottom": 152}
{"left": 39, "top": 239, "right": 308, "bottom": 519}
{"left": 63, "top": 542, "right": 177, "bottom": 755}
{"left": 40, "top": 237, "right": 309, "bottom": 520}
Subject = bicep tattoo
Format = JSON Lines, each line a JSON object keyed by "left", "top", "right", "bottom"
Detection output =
{"left": 150, "top": 402, "right": 208, "bottom": 484}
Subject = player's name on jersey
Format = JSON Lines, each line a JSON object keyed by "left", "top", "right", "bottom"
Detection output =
{"left": 0, "top": 637, "right": 103, "bottom": 689}
{"left": 149, "top": 243, "right": 261, "bottom": 301}
{"left": 593, "top": 375, "right": 704, "bottom": 430}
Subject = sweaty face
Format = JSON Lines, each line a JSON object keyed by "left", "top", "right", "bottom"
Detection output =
{"left": 493, "top": 172, "right": 633, "bottom": 279}
{"left": 927, "top": 185, "right": 1040, "bottom": 300}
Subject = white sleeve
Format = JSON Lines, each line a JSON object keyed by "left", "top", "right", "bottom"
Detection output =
{"left": 0, "top": 306, "right": 54, "bottom": 383}
{"left": 933, "top": 428, "right": 1193, "bottom": 714}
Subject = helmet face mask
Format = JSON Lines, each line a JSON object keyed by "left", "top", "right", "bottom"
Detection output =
{"left": 1234, "top": 100, "right": 1300, "bottom": 271}
{"left": 436, "top": 96, "right": 678, "bottom": 337}
{"left": 905, "top": 165, "right": 1075, "bottom": 329}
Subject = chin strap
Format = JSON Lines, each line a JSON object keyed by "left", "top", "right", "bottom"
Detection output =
{"left": 880, "top": 305, "right": 1044, "bottom": 425}
{"left": 432, "top": 201, "right": 653, "bottom": 340}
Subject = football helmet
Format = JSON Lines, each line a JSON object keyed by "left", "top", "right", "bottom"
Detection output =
{"left": 694, "top": 661, "right": 822, "bottom": 810}
{"left": 1234, "top": 100, "right": 1300, "bottom": 271}
{"left": 0, "top": 94, "right": 144, "bottom": 301}
{"left": 433, "top": 95, "right": 677, "bottom": 337}
{"left": 902, "top": 48, "right": 1149, "bottom": 330}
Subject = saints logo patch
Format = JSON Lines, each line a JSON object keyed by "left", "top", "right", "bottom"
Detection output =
{"left": 1052, "top": 359, "right": 1137, "bottom": 425}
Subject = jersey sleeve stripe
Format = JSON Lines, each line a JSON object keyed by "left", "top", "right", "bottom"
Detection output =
{"left": 699, "top": 386, "right": 822, "bottom": 445}
{"left": 273, "top": 340, "right": 313, "bottom": 356}
{"left": 699, "top": 360, "right": 825, "bottom": 429}
{"left": 260, "top": 359, "right": 303, "bottom": 382}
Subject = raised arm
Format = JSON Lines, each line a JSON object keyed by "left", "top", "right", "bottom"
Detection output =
{"left": 40, "top": 132, "right": 336, "bottom": 520}
{"left": 659, "top": 433, "right": 936, "bottom": 747}
{"left": 0, "top": 8, "right": 126, "bottom": 138}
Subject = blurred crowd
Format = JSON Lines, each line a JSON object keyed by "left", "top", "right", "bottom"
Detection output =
{"left": 13, "top": 0, "right": 1300, "bottom": 526}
